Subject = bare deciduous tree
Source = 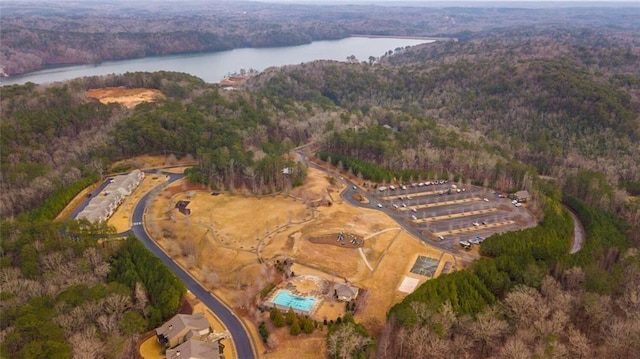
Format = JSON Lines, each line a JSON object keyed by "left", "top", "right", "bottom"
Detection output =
{"left": 327, "top": 322, "right": 372, "bottom": 359}
{"left": 96, "top": 314, "right": 119, "bottom": 336}
{"left": 103, "top": 294, "right": 132, "bottom": 321}
{"left": 134, "top": 282, "right": 149, "bottom": 316}
{"left": 499, "top": 337, "right": 531, "bottom": 359}
{"left": 467, "top": 307, "right": 509, "bottom": 357}
{"left": 504, "top": 285, "right": 550, "bottom": 329}
{"left": 567, "top": 328, "right": 591, "bottom": 359}
{"left": 69, "top": 326, "right": 106, "bottom": 359}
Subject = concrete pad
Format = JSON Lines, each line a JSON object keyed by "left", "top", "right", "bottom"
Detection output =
{"left": 398, "top": 276, "right": 420, "bottom": 293}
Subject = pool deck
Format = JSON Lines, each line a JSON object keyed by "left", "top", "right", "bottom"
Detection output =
{"left": 263, "top": 276, "right": 328, "bottom": 318}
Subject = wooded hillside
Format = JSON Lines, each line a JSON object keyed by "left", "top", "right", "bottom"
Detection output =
{"left": 1, "top": 10, "right": 640, "bottom": 357}
{"left": 247, "top": 28, "right": 640, "bottom": 232}
{"left": 1, "top": 1, "right": 638, "bottom": 76}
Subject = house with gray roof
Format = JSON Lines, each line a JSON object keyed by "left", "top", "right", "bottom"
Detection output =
{"left": 166, "top": 339, "right": 221, "bottom": 359}
{"left": 76, "top": 170, "right": 144, "bottom": 223}
{"left": 333, "top": 283, "right": 359, "bottom": 302}
{"left": 156, "top": 312, "right": 211, "bottom": 349}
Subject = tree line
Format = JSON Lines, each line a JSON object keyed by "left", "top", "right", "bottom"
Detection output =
{"left": 0, "top": 175, "right": 187, "bottom": 358}
{"left": 248, "top": 28, "right": 639, "bottom": 212}
{"left": 381, "top": 186, "right": 636, "bottom": 357}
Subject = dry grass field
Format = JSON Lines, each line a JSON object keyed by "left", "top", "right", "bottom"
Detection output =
{"left": 60, "top": 156, "right": 466, "bottom": 358}
{"left": 143, "top": 166, "right": 461, "bottom": 357}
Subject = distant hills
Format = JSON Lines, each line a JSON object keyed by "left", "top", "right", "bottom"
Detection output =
{"left": 1, "top": 1, "right": 638, "bottom": 76}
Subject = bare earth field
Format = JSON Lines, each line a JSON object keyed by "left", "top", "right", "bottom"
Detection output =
{"left": 86, "top": 87, "right": 165, "bottom": 108}
{"left": 145, "top": 167, "right": 459, "bottom": 358}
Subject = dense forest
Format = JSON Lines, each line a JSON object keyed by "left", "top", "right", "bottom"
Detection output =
{"left": 0, "top": 189, "right": 185, "bottom": 358}
{"left": 2, "top": 6, "right": 640, "bottom": 357}
{"left": 247, "top": 28, "right": 640, "bottom": 239}
{"left": 379, "top": 192, "right": 638, "bottom": 358}
{"left": 1, "top": 1, "right": 638, "bottom": 76}
{"left": 0, "top": 72, "right": 308, "bottom": 218}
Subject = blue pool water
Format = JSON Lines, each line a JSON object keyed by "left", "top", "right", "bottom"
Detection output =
{"left": 272, "top": 290, "right": 316, "bottom": 312}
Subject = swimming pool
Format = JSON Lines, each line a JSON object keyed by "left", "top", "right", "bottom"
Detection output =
{"left": 272, "top": 290, "right": 316, "bottom": 313}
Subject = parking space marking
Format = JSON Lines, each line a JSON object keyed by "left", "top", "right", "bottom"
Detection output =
{"left": 413, "top": 207, "right": 498, "bottom": 223}
{"left": 433, "top": 220, "right": 516, "bottom": 236}
{"left": 380, "top": 189, "right": 441, "bottom": 201}
{"left": 398, "top": 197, "right": 483, "bottom": 211}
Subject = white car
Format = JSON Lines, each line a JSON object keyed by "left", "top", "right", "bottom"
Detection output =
{"left": 377, "top": 203, "right": 383, "bottom": 208}
{"left": 411, "top": 208, "right": 417, "bottom": 213}
{"left": 515, "top": 203, "right": 522, "bottom": 207}
{"left": 352, "top": 185, "right": 357, "bottom": 190}
{"left": 393, "top": 204, "right": 399, "bottom": 209}
{"left": 411, "top": 215, "right": 417, "bottom": 220}
{"left": 483, "top": 198, "right": 489, "bottom": 202}
{"left": 472, "top": 222, "right": 480, "bottom": 227}
{"left": 437, "top": 235, "right": 445, "bottom": 241}
{"left": 402, "top": 203, "right": 407, "bottom": 208}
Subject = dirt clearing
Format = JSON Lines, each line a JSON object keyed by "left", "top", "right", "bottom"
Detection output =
{"left": 86, "top": 87, "right": 165, "bottom": 108}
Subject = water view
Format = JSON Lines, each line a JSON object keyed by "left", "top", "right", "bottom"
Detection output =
{"left": 1, "top": 37, "right": 434, "bottom": 86}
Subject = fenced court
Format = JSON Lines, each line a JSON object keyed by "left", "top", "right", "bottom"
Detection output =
{"left": 410, "top": 255, "right": 440, "bottom": 277}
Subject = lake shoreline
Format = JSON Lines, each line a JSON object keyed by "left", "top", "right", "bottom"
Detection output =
{"left": 350, "top": 34, "right": 453, "bottom": 41}
{"left": 1, "top": 37, "right": 435, "bottom": 86}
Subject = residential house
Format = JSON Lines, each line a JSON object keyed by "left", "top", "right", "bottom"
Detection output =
{"left": 76, "top": 170, "right": 144, "bottom": 223}
{"left": 165, "top": 339, "right": 221, "bottom": 359}
{"left": 333, "top": 283, "right": 359, "bottom": 302}
{"left": 156, "top": 312, "right": 211, "bottom": 349}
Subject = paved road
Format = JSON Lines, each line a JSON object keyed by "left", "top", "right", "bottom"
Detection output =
{"left": 131, "top": 172, "right": 256, "bottom": 359}
{"left": 566, "top": 206, "right": 585, "bottom": 254}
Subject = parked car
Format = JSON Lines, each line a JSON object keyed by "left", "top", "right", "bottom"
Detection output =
{"left": 377, "top": 203, "right": 383, "bottom": 208}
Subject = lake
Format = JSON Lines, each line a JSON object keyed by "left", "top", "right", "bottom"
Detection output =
{"left": 1, "top": 37, "right": 434, "bottom": 86}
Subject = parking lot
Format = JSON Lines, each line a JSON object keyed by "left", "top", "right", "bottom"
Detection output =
{"left": 371, "top": 181, "right": 535, "bottom": 251}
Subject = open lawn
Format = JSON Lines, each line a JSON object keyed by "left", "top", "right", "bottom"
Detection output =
{"left": 145, "top": 166, "right": 460, "bottom": 358}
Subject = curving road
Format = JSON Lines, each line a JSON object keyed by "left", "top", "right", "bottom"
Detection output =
{"left": 566, "top": 206, "right": 585, "bottom": 254}
{"left": 131, "top": 172, "right": 256, "bottom": 359}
